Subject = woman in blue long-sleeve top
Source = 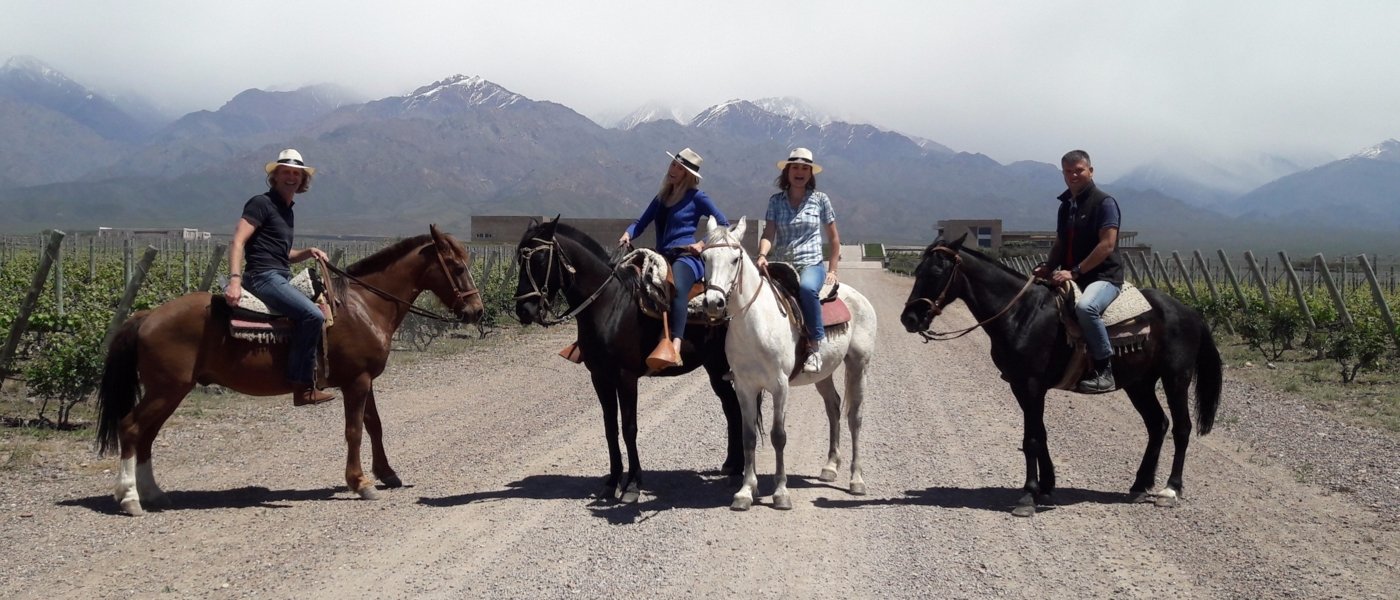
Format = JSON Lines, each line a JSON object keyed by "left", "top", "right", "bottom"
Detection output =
{"left": 618, "top": 148, "right": 730, "bottom": 370}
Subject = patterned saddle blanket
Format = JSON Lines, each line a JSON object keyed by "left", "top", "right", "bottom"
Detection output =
{"left": 225, "top": 268, "right": 334, "bottom": 343}
{"left": 621, "top": 248, "right": 723, "bottom": 325}
{"left": 1052, "top": 281, "right": 1153, "bottom": 392}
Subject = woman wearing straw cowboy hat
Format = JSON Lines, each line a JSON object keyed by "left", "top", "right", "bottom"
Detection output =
{"left": 224, "top": 148, "right": 336, "bottom": 406}
{"left": 757, "top": 147, "right": 842, "bottom": 373}
{"left": 618, "top": 148, "right": 731, "bottom": 370}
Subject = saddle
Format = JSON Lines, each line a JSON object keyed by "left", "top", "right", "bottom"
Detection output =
{"left": 764, "top": 262, "right": 852, "bottom": 379}
{"left": 224, "top": 268, "right": 336, "bottom": 386}
{"left": 620, "top": 248, "right": 723, "bottom": 326}
{"left": 1051, "top": 280, "right": 1153, "bottom": 392}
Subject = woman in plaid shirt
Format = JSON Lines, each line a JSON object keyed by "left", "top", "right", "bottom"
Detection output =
{"left": 756, "top": 148, "right": 842, "bottom": 373}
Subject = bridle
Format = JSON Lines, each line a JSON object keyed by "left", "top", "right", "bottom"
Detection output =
{"left": 700, "top": 240, "right": 769, "bottom": 317}
{"left": 904, "top": 246, "right": 1036, "bottom": 341}
{"left": 322, "top": 241, "right": 480, "bottom": 323}
{"left": 514, "top": 233, "right": 616, "bottom": 326}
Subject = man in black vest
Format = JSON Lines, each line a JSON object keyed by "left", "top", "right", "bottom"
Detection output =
{"left": 1034, "top": 150, "right": 1123, "bottom": 393}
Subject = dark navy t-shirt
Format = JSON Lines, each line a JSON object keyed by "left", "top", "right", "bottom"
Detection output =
{"left": 240, "top": 192, "right": 295, "bottom": 274}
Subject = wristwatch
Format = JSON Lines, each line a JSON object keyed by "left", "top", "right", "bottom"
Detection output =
{"left": 1069, "top": 266, "right": 1082, "bottom": 279}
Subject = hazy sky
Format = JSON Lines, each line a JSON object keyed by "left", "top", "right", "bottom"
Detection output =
{"left": 5, "top": 0, "right": 1398, "bottom": 178}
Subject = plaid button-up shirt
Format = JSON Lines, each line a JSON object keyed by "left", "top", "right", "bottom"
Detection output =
{"left": 765, "top": 190, "right": 835, "bottom": 267}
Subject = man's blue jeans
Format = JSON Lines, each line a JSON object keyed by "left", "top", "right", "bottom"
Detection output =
{"left": 1077, "top": 280, "right": 1122, "bottom": 362}
{"left": 796, "top": 263, "right": 827, "bottom": 343}
{"left": 245, "top": 270, "right": 325, "bottom": 386}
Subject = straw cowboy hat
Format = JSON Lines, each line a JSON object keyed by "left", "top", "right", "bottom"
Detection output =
{"left": 264, "top": 149, "right": 316, "bottom": 177}
{"left": 777, "top": 147, "right": 823, "bottom": 174}
{"left": 666, "top": 147, "right": 703, "bottom": 180}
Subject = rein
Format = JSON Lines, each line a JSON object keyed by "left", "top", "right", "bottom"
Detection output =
{"left": 323, "top": 256, "right": 472, "bottom": 323}
{"left": 515, "top": 235, "right": 619, "bottom": 326}
{"left": 904, "top": 246, "right": 1037, "bottom": 342}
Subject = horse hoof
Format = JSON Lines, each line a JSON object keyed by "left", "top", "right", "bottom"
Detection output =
{"left": 1153, "top": 488, "right": 1180, "bottom": 507}
{"left": 773, "top": 495, "right": 793, "bottom": 510}
{"left": 848, "top": 482, "right": 867, "bottom": 496}
{"left": 731, "top": 496, "right": 753, "bottom": 511}
{"left": 357, "top": 486, "right": 379, "bottom": 500}
{"left": 380, "top": 474, "right": 403, "bottom": 489}
{"left": 621, "top": 483, "right": 641, "bottom": 504}
{"left": 1130, "top": 492, "right": 1155, "bottom": 504}
{"left": 1011, "top": 504, "right": 1036, "bottom": 518}
{"left": 819, "top": 468, "right": 838, "bottom": 482}
{"left": 120, "top": 499, "right": 145, "bottom": 517}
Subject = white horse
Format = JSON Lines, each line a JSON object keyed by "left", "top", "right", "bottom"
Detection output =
{"left": 698, "top": 216, "right": 877, "bottom": 511}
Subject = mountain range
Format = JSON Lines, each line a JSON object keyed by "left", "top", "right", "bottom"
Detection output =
{"left": 1, "top": 55, "right": 1398, "bottom": 256}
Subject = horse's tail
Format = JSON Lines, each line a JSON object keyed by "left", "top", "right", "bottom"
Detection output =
{"left": 97, "top": 312, "right": 148, "bottom": 456}
{"left": 1194, "top": 323, "right": 1223, "bottom": 436}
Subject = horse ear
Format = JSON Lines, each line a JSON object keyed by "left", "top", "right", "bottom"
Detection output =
{"left": 731, "top": 217, "right": 747, "bottom": 243}
{"left": 949, "top": 232, "right": 968, "bottom": 251}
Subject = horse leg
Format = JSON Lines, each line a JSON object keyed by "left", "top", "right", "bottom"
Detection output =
{"left": 115, "top": 385, "right": 189, "bottom": 516}
{"left": 589, "top": 371, "right": 624, "bottom": 499}
{"left": 1009, "top": 382, "right": 1051, "bottom": 517}
{"left": 844, "top": 359, "right": 869, "bottom": 496}
{"left": 341, "top": 376, "right": 377, "bottom": 499}
{"left": 703, "top": 358, "right": 744, "bottom": 483}
{"left": 1157, "top": 373, "right": 1195, "bottom": 507}
{"left": 362, "top": 387, "right": 401, "bottom": 488}
{"left": 1124, "top": 380, "right": 1169, "bottom": 505}
{"left": 730, "top": 385, "right": 763, "bottom": 511}
{"left": 770, "top": 381, "right": 792, "bottom": 510}
{"left": 618, "top": 373, "right": 642, "bottom": 504}
{"left": 814, "top": 377, "right": 843, "bottom": 484}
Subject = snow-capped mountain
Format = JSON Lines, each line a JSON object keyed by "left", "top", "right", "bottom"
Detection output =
{"left": 751, "top": 96, "right": 839, "bottom": 126}
{"left": 1222, "top": 139, "right": 1400, "bottom": 230}
{"left": 613, "top": 101, "right": 695, "bottom": 129}
{"left": 1350, "top": 138, "right": 1400, "bottom": 163}
{"left": 0, "top": 55, "right": 157, "bottom": 142}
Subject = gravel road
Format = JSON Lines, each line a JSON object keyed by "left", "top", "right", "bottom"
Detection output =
{"left": 1, "top": 266, "right": 1396, "bottom": 599}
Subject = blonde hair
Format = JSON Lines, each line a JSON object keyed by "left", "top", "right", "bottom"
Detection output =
{"left": 656, "top": 165, "right": 699, "bottom": 205}
{"left": 266, "top": 167, "right": 313, "bottom": 194}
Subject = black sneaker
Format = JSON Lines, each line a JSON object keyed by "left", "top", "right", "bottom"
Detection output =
{"left": 1077, "top": 368, "right": 1116, "bottom": 394}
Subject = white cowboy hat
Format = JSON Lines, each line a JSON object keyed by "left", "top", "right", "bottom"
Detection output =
{"left": 776, "top": 147, "right": 823, "bottom": 174}
{"left": 665, "top": 147, "right": 703, "bottom": 180}
{"left": 264, "top": 149, "right": 316, "bottom": 177}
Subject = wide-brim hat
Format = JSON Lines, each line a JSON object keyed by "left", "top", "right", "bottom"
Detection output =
{"left": 264, "top": 148, "right": 316, "bottom": 177}
{"left": 777, "top": 147, "right": 822, "bottom": 174}
{"left": 665, "top": 147, "right": 703, "bottom": 180}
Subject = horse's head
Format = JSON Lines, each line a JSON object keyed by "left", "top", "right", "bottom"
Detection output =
{"left": 425, "top": 224, "right": 485, "bottom": 324}
{"left": 698, "top": 215, "right": 748, "bottom": 320}
{"left": 901, "top": 232, "right": 968, "bottom": 333}
{"left": 513, "top": 217, "right": 565, "bottom": 326}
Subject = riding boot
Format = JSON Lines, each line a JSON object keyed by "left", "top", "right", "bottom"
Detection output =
{"left": 1077, "top": 357, "right": 1116, "bottom": 394}
{"left": 802, "top": 340, "right": 823, "bottom": 373}
{"left": 645, "top": 314, "right": 682, "bottom": 370}
{"left": 558, "top": 341, "right": 583, "bottom": 363}
{"left": 293, "top": 385, "right": 337, "bottom": 406}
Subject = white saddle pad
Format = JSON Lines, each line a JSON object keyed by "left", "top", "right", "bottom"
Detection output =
{"left": 622, "top": 248, "right": 715, "bottom": 316}
{"left": 1067, "top": 280, "right": 1151, "bottom": 326}
{"left": 226, "top": 269, "right": 319, "bottom": 316}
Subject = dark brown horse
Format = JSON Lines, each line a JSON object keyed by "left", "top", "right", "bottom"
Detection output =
{"left": 97, "top": 225, "right": 483, "bottom": 516}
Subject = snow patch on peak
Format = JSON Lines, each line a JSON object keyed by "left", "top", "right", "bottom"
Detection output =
{"left": 405, "top": 75, "right": 523, "bottom": 109}
{"left": 1351, "top": 139, "right": 1400, "bottom": 163}
{"left": 1, "top": 55, "right": 71, "bottom": 83}
{"left": 752, "top": 96, "right": 832, "bottom": 126}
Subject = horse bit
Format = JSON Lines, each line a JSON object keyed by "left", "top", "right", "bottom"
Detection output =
{"left": 904, "top": 246, "right": 1036, "bottom": 342}
{"left": 514, "top": 234, "right": 617, "bottom": 326}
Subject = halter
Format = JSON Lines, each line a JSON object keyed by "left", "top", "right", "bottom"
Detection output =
{"left": 904, "top": 246, "right": 1036, "bottom": 341}
{"left": 514, "top": 234, "right": 616, "bottom": 326}
{"left": 323, "top": 243, "right": 478, "bottom": 323}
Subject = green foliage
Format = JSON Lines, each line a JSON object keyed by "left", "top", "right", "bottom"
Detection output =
{"left": 886, "top": 254, "right": 919, "bottom": 276}
{"left": 1234, "top": 300, "right": 1306, "bottom": 361}
{"left": 862, "top": 243, "right": 885, "bottom": 259}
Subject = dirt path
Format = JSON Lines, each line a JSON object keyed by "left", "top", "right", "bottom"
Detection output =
{"left": 2, "top": 268, "right": 1396, "bottom": 599}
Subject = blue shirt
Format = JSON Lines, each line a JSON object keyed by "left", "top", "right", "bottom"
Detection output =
{"left": 765, "top": 190, "right": 835, "bottom": 267}
{"left": 626, "top": 189, "right": 729, "bottom": 253}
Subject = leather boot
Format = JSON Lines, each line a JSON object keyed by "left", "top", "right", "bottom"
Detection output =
{"left": 293, "top": 385, "right": 337, "bottom": 406}
{"left": 558, "top": 342, "right": 583, "bottom": 363}
{"left": 1077, "top": 358, "right": 1116, "bottom": 394}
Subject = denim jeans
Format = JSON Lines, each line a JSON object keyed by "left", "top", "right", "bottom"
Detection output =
{"left": 244, "top": 270, "right": 325, "bottom": 386}
{"left": 796, "top": 263, "right": 827, "bottom": 343}
{"left": 1076, "top": 280, "right": 1122, "bottom": 362}
{"left": 669, "top": 259, "right": 698, "bottom": 340}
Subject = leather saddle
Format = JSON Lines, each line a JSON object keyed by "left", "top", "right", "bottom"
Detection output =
{"left": 620, "top": 248, "right": 723, "bottom": 326}
{"left": 1051, "top": 280, "right": 1153, "bottom": 392}
{"left": 764, "top": 262, "right": 852, "bottom": 379}
{"left": 225, "top": 268, "right": 335, "bottom": 342}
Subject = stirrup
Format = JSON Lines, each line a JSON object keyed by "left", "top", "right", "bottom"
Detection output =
{"left": 558, "top": 342, "right": 583, "bottom": 363}
{"left": 645, "top": 339, "right": 681, "bottom": 371}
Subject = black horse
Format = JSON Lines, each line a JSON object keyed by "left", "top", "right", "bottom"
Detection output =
{"left": 514, "top": 218, "right": 743, "bottom": 502}
{"left": 899, "top": 234, "right": 1221, "bottom": 517}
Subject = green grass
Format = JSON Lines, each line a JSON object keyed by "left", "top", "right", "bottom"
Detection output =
{"left": 862, "top": 243, "right": 885, "bottom": 259}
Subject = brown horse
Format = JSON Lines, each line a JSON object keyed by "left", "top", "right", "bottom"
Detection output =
{"left": 96, "top": 225, "right": 484, "bottom": 516}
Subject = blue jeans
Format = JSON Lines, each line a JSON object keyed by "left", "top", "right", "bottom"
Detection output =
{"left": 796, "top": 263, "right": 827, "bottom": 343}
{"left": 245, "top": 270, "right": 325, "bottom": 386}
{"left": 1077, "top": 280, "right": 1122, "bottom": 362}
{"left": 669, "top": 259, "right": 698, "bottom": 340}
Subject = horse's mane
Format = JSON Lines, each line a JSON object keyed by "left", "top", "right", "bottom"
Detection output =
{"left": 525, "top": 220, "right": 640, "bottom": 289}
{"left": 932, "top": 239, "right": 1027, "bottom": 280}
{"left": 346, "top": 234, "right": 433, "bottom": 277}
